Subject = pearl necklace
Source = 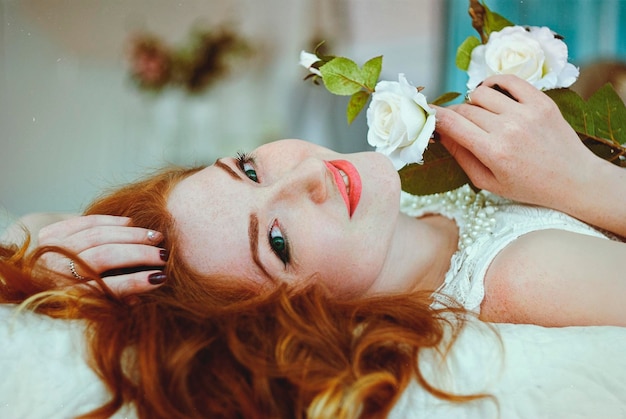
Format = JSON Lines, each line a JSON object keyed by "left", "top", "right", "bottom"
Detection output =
{"left": 400, "top": 184, "right": 500, "bottom": 250}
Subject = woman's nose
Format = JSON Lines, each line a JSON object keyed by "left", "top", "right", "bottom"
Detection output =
{"left": 271, "top": 158, "right": 328, "bottom": 204}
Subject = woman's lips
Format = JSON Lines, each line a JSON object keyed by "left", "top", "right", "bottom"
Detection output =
{"left": 324, "top": 160, "right": 362, "bottom": 217}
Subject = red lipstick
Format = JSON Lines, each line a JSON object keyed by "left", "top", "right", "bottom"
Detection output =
{"left": 324, "top": 160, "right": 362, "bottom": 217}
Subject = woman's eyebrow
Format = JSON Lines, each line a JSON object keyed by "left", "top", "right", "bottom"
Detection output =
{"left": 248, "top": 213, "right": 275, "bottom": 282}
{"left": 214, "top": 158, "right": 241, "bottom": 181}
{"left": 215, "top": 158, "right": 277, "bottom": 283}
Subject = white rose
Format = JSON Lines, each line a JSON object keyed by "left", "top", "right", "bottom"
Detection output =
{"left": 299, "top": 50, "right": 322, "bottom": 76}
{"left": 467, "top": 26, "right": 579, "bottom": 90}
{"left": 366, "top": 74, "right": 436, "bottom": 169}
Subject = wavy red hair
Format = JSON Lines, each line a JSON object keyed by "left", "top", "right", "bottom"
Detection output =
{"left": 0, "top": 166, "right": 485, "bottom": 418}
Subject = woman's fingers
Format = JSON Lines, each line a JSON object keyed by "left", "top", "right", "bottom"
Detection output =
{"left": 56, "top": 225, "right": 163, "bottom": 254}
{"left": 435, "top": 106, "right": 500, "bottom": 190}
{"left": 79, "top": 269, "right": 167, "bottom": 297}
{"left": 72, "top": 243, "right": 168, "bottom": 277}
{"left": 103, "top": 269, "right": 167, "bottom": 296}
{"left": 36, "top": 214, "right": 165, "bottom": 273}
{"left": 434, "top": 105, "right": 495, "bottom": 158}
{"left": 479, "top": 74, "right": 547, "bottom": 105}
{"left": 38, "top": 215, "right": 132, "bottom": 244}
{"left": 451, "top": 102, "right": 503, "bottom": 134}
{"left": 33, "top": 215, "right": 169, "bottom": 296}
{"left": 41, "top": 242, "right": 167, "bottom": 282}
{"left": 439, "top": 135, "right": 495, "bottom": 191}
{"left": 465, "top": 82, "right": 524, "bottom": 115}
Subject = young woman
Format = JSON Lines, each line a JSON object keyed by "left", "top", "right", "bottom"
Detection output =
{"left": 1, "top": 75, "right": 625, "bottom": 417}
{"left": 1, "top": 165, "right": 476, "bottom": 418}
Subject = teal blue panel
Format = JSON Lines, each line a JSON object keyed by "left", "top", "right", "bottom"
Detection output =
{"left": 443, "top": 0, "right": 626, "bottom": 95}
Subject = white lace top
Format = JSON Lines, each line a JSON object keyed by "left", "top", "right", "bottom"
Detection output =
{"left": 400, "top": 185, "right": 609, "bottom": 312}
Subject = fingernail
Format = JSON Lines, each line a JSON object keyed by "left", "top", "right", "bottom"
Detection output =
{"left": 147, "top": 230, "right": 163, "bottom": 244}
{"left": 159, "top": 249, "right": 169, "bottom": 262}
{"left": 148, "top": 272, "right": 167, "bottom": 285}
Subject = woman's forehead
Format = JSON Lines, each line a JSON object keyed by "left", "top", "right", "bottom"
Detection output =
{"left": 166, "top": 164, "right": 265, "bottom": 282}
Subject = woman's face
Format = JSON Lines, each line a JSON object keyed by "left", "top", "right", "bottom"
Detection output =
{"left": 167, "top": 139, "right": 401, "bottom": 297}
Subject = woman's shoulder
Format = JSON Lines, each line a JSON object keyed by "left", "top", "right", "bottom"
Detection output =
{"left": 481, "top": 226, "right": 626, "bottom": 326}
{"left": 425, "top": 185, "right": 610, "bottom": 313}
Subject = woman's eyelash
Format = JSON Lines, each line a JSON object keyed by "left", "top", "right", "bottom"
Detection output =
{"left": 236, "top": 150, "right": 254, "bottom": 162}
{"left": 235, "top": 151, "right": 259, "bottom": 182}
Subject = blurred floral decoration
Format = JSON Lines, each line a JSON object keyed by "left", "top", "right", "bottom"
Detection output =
{"left": 127, "top": 27, "right": 251, "bottom": 94}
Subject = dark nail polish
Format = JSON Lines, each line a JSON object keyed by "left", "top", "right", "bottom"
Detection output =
{"left": 148, "top": 272, "right": 167, "bottom": 285}
{"left": 159, "top": 249, "right": 169, "bottom": 262}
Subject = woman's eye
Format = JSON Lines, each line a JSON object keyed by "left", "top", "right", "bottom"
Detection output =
{"left": 269, "top": 221, "right": 290, "bottom": 266}
{"left": 236, "top": 152, "right": 259, "bottom": 183}
{"left": 242, "top": 162, "right": 258, "bottom": 182}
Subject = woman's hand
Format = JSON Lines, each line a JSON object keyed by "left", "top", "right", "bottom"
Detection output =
{"left": 36, "top": 215, "right": 168, "bottom": 295}
{"left": 434, "top": 74, "right": 593, "bottom": 207}
{"left": 434, "top": 74, "right": 626, "bottom": 237}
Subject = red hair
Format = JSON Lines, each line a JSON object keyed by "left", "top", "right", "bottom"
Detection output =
{"left": 0, "top": 166, "right": 485, "bottom": 418}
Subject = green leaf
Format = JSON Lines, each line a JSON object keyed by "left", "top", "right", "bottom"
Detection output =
{"left": 361, "top": 55, "right": 383, "bottom": 91}
{"left": 346, "top": 91, "right": 370, "bottom": 125}
{"left": 586, "top": 83, "right": 626, "bottom": 145}
{"left": 320, "top": 57, "right": 365, "bottom": 96}
{"left": 481, "top": 2, "right": 514, "bottom": 36}
{"left": 545, "top": 86, "right": 626, "bottom": 163}
{"left": 544, "top": 88, "right": 594, "bottom": 136}
{"left": 456, "top": 36, "right": 481, "bottom": 71}
{"left": 398, "top": 142, "right": 471, "bottom": 195}
{"left": 545, "top": 85, "right": 626, "bottom": 145}
{"left": 431, "top": 91, "right": 462, "bottom": 106}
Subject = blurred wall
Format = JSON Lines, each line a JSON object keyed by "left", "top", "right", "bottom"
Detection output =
{"left": 0, "top": 0, "right": 445, "bottom": 217}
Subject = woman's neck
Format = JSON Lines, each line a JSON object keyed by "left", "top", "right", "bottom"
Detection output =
{"left": 368, "top": 212, "right": 459, "bottom": 295}
{"left": 415, "top": 214, "right": 459, "bottom": 290}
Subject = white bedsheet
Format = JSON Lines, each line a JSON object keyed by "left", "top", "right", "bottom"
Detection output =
{"left": 0, "top": 305, "right": 132, "bottom": 419}
{"left": 1, "top": 305, "right": 625, "bottom": 418}
{"left": 391, "top": 320, "right": 626, "bottom": 418}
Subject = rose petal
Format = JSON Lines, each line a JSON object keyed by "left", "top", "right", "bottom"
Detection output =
{"left": 466, "top": 25, "right": 578, "bottom": 90}
{"left": 366, "top": 74, "right": 436, "bottom": 167}
{"left": 299, "top": 50, "right": 322, "bottom": 76}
